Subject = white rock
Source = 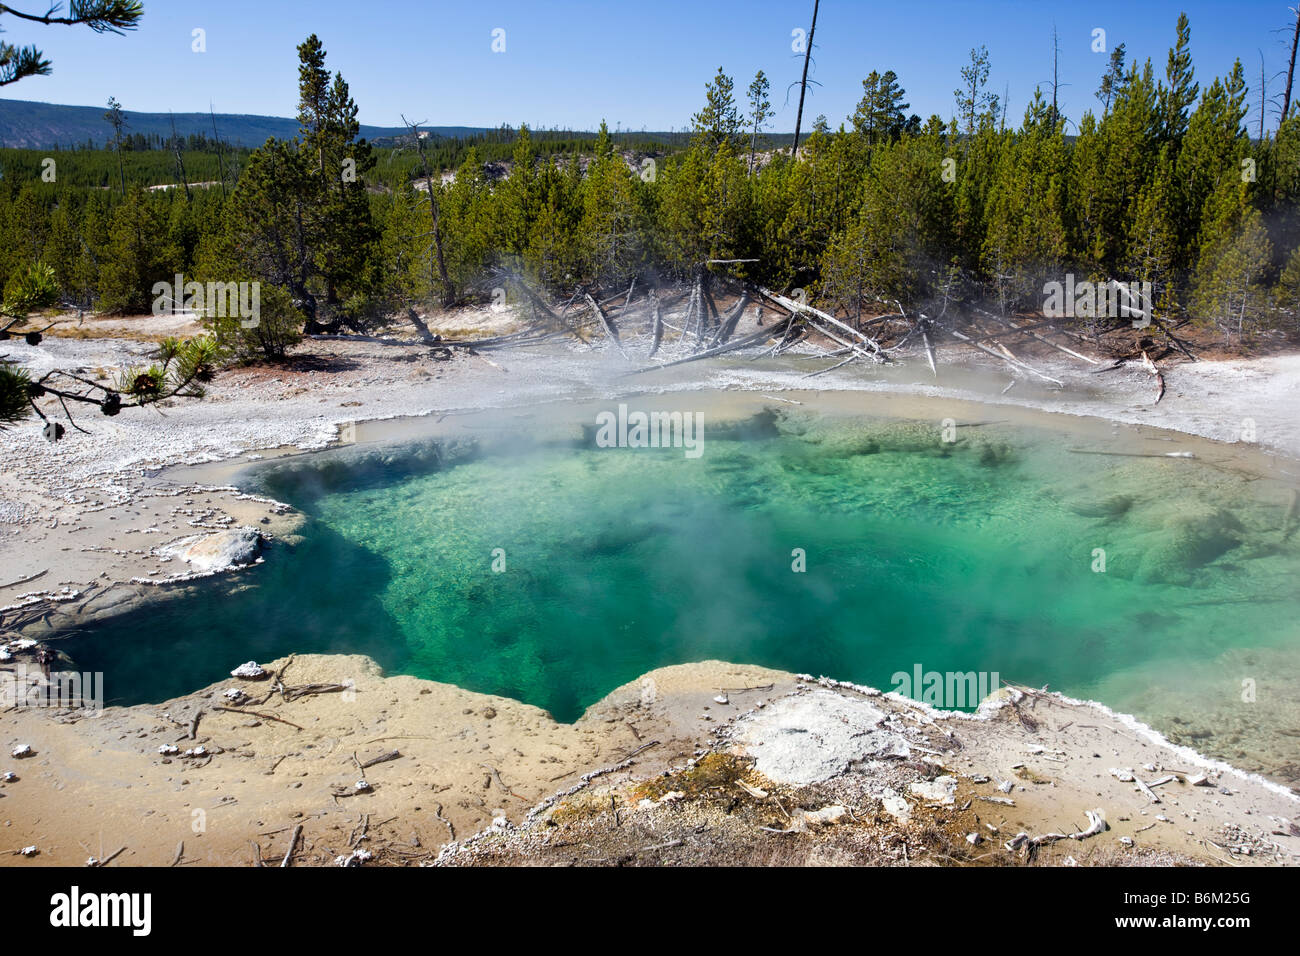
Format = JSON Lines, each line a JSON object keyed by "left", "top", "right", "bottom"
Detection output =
{"left": 19, "top": 846, "right": 37, "bottom": 856}
{"left": 732, "top": 691, "right": 907, "bottom": 785}
{"left": 158, "top": 745, "right": 178, "bottom": 755}
{"left": 165, "top": 527, "right": 262, "bottom": 573}
{"left": 10, "top": 745, "right": 32, "bottom": 758}
{"left": 231, "top": 661, "right": 267, "bottom": 679}
{"left": 801, "top": 805, "right": 849, "bottom": 826}
{"left": 910, "top": 775, "right": 958, "bottom": 806}
{"left": 879, "top": 789, "right": 911, "bottom": 822}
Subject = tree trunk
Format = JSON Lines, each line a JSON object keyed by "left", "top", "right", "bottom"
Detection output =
{"left": 1284, "top": 9, "right": 1300, "bottom": 127}
{"left": 790, "top": 0, "right": 820, "bottom": 158}
{"left": 403, "top": 116, "right": 455, "bottom": 307}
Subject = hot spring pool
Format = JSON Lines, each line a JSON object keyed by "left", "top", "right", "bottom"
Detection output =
{"left": 53, "top": 394, "right": 1300, "bottom": 785}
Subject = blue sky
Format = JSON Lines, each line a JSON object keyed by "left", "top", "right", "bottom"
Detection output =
{"left": 1, "top": 1, "right": 1295, "bottom": 132}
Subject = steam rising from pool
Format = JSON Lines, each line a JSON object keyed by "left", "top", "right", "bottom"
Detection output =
{"left": 55, "top": 404, "right": 1300, "bottom": 785}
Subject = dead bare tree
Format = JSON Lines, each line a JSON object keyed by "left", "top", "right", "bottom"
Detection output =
{"left": 1282, "top": 6, "right": 1300, "bottom": 125}
{"left": 789, "top": 0, "right": 820, "bottom": 157}
{"left": 401, "top": 115, "right": 455, "bottom": 308}
{"left": 168, "top": 112, "right": 190, "bottom": 200}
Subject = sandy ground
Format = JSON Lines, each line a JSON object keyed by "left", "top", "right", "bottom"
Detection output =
{"left": 2, "top": 305, "right": 1299, "bottom": 866}
{"left": 2, "top": 657, "right": 1295, "bottom": 867}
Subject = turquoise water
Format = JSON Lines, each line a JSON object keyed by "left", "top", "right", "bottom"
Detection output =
{"left": 55, "top": 407, "right": 1300, "bottom": 782}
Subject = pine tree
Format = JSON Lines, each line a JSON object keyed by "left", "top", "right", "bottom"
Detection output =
{"left": 104, "top": 96, "right": 127, "bottom": 196}
{"left": 851, "top": 70, "right": 910, "bottom": 145}
{"left": 1096, "top": 43, "right": 1127, "bottom": 115}
{"left": 96, "top": 188, "right": 173, "bottom": 314}
{"left": 1159, "top": 13, "right": 1199, "bottom": 144}
{"left": 1178, "top": 60, "right": 1250, "bottom": 281}
{"left": 439, "top": 146, "right": 494, "bottom": 297}
{"left": 496, "top": 124, "right": 539, "bottom": 256}
{"left": 746, "top": 71, "right": 774, "bottom": 175}
{"left": 295, "top": 38, "right": 377, "bottom": 324}
{"left": 691, "top": 67, "right": 740, "bottom": 153}
{"left": 1192, "top": 200, "right": 1272, "bottom": 343}
{"left": 955, "top": 46, "right": 999, "bottom": 136}
{"left": 1126, "top": 144, "right": 1181, "bottom": 313}
{"left": 525, "top": 153, "right": 584, "bottom": 289}
{"left": 0, "top": 1, "right": 141, "bottom": 87}
{"left": 981, "top": 97, "right": 1068, "bottom": 312}
{"left": 579, "top": 121, "right": 641, "bottom": 286}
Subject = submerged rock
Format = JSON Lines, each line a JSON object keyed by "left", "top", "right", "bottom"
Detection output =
{"left": 1067, "top": 493, "right": 1135, "bottom": 519}
{"left": 1130, "top": 503, "right": 1244, "bottom": 585}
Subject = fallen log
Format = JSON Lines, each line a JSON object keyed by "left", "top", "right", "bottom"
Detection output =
{"left": 945, "top": 326, "right": 1063, "bottom": 386}
{"left": 280, "top": 824, "right": 303, "bottom": 867}
{"left": 583, "top": 291, "right": 631, "bottom": 360}
{"left": 360, "top": 749, "right": 403, "bottom": 770}
{"left": 756, "top": 286, "right": 884, "bottom": 355}
{"left": 649, "top": 297, "right": 664, "bottom": 358}
{"left": 1004, "top": 808, "right": 1108, "bottom": 849}
{"left": 214, "top": 705, "right": 304, "bottom": 730}
{"left": 709, "top": 292, "right": 751, "bottom": 348}
{"left": 921, "top": 327, "right": 937, "bottom": 377}
{"left": 628, "top": 317, "right": 793, "bottom": 375}
{"left": 972, "top": 308, "right": 1101, "bottom": 365}
{"left": 1140, "top": 350, "right": 1166, "bottom": 404}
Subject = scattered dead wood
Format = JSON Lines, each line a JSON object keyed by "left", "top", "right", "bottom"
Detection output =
{"left": 0, "top": 568, "right": 48, "bottom": 590}
{"left": 972, "top": 307, "right": 1101, "bottom": 366}
{"left": 921, "top": 324, "right": 938, "bottom": 377}
{"left": 628, "top": 315, "right": 794, "bottom": 374}
{"left": 1006, "top": 694, "right": 1039, "bottom": 733}
{"left": 433, "top": 803, "right": 455, "bottom": 842}
{"left": 1134, "top": 776, "right": 1162, "bottom": 804}
{"left": 757, "top": 286, "right": 886, "bottom": 361}
{"left": 281, "top": 682, "right": 350, "bottom": 702}
{"left": 214, "top": 705, "right": 303, "bottom": 730}
{"left": 280, "top": 824, "right": 303, "bottom": 867}
{"left": 1140, "top": 349, "right": 1166, "bottom": 404}
{"left": 1004, "top": 809, "right": 1108, "bottom": 850}
{"left": 946, "top": 326, "right": 1063, "bottom": 386}
{"left": 359, "top": 749, "right": 402, "bottom": 770}
{"left": 649, "top": 296, "right": 664, "bottom": 357}
{"left": 618, "top": 739, "right": 661, "bottom": 760}
{"left": 481, "top": 763, "right": 525, "bottom": 800}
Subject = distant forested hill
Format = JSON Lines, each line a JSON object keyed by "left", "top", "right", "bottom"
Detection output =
{"left": 0, "top": 98, "right": 486, "bottom": 148}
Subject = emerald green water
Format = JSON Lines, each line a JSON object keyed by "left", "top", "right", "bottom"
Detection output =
{"left": 56, "top": 405, "right": 1300, "bottom": 783}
